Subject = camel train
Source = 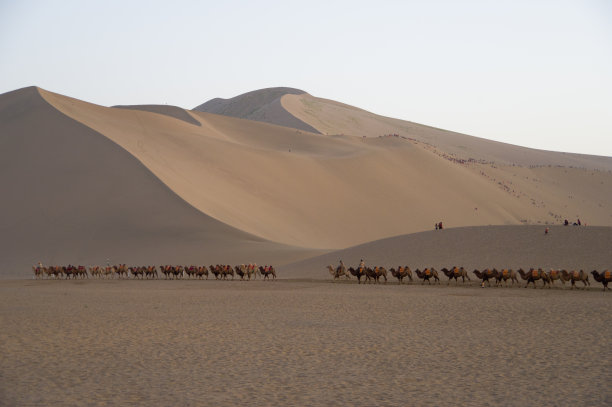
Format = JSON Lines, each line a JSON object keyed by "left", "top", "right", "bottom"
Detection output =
{"left": 32, "top": 263, "right": 276, "bottom": 281}
{"left": 326, "top": 263, "right": 610, "bottom": 290}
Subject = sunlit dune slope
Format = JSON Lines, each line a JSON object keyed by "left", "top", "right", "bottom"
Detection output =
{"left": 0, "top": 87, "right": 315, "bottom": 277}
{"left": 40, "top": 88, "right": 612, "bottom": 250}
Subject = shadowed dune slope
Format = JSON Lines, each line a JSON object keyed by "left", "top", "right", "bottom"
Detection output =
{"left": 282, "top": 93, "right": 612, "bottom": 170}
{"left": 194, "top": 87, "right": 320, "bottom": 133}
{"left": 38, "top": 88, "right": 612, "bottom": 249}
{"left": 113, "top": 104, "right": 201, "bottom": 126}
{"left": 0, "top": 87, "right": 318, "bottom": 278}
{"left": 283, "top": 225, "right": 612, "bottom": 279}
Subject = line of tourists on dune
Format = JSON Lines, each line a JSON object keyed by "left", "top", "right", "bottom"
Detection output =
{"left": 328, "top": 260, "right": 611, "bottom": 290}
{"left": 32, "top": 263, "right": 277, "bottom": 280}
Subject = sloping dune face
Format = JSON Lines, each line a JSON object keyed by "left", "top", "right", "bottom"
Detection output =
{"left": 194, "top": 87, "right": 320, "bottom": 133}
{"left": 281, "top": 93, "right": 612, "bottom": 169}
{"left": 0, "top": 87, "right": 309, "bottom": 277}
{"left": 284, "top": 225, "right": 612, "bottom": 279}
{"left": 39, "top": 88, "right": 612, "bottom": 250}
{"left": 39, "top": 88, "right": 533, "bottom": 249}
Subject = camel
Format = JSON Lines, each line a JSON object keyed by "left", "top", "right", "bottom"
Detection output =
{"left": 145, "top": 266, "right": 158, "bottom": 279}
{"left": 365, "top": 266, "right": 387, "bottom": 284}
{"left": 184, "top": 265, "right": 197, "bottom": 279}
{"left": 348, "top": 266, "right": 367, "bottom": 283}
{"left": 259, "top": 265, "right": 276, "bottom": 280}
{"left": 389, "top": 266, "right": 412, "bottom": 284}
{"left": 327, "top": 264, "right": 350, "bottom": 280}
{"left": 32, "top": 266, "right": 44, "bottom": 279}
{"left": 562, "top": 270, "right": 590, "bottom": 289}
{"left": 194, "top": 266, "right": 208, "bottom": 279}
{"left": 590, "top": 270, "right": 611, "bottom": 291}
{"left": 441, "top": 266, "right": 470, "bottom": 284}
{"left": 473, "top": 268, "right": 497, "bottom": 287}
{"left": 517, "top": 268, "right": 550, "bottom": 288}
{"left": 547, "top": 269, "right": 565, "bottom": 286}
{"left": 494, "top": 269, "right": 518, "bottom": 287}
{"left": 246, "top": 264, "right": 257, "bottom": 280}
{"left": 114, "top": 264, "right": 128, "bottom": 279}
{"left": 415, "top": 268, "right": 440, "bottom": 284}
{"left": 234, "top": 265, "right": 247, "bottom": 280}
{"left": 129, "top": 266, "right": 144, "bottom": 279}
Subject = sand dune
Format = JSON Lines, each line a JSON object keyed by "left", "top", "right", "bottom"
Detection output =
{"left": 281, "top": 92, "right": 612, "bottom": 170}
{"left": 0, "top": 87, "right": 317, "bottom": 278}
{"left": 38, "top": 88, "right": 612, "bottom": 251}
{"left": 194, "top": 87, "right": 320, "bottom": 133}
{"left": 114, "top": 104, "right": 201, "bottom": 126}
{"left": 2, "top": 85, "right": 611, "bottom": 278}
{"left": 283, "top": 225, "right": 612, "bottom": 279}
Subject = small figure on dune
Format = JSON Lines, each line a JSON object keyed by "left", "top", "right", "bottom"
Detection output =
{"left": 545, "top": 227, "right": 549, "bottom": 235}
{"left": 435, "top": 223, "right": 438, "bottom": 230}
{"left": 564, "top": 219, "right": 569, "bottom": 226}
{"left": 438, "top": 222, "right": 443, "bottom": 230}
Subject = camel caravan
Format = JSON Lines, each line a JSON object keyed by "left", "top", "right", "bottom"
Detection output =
{"left": 32, "top": 263, "right": 276, "bottom": 281}
{"left": 327, "top": 261, "right": 611, "bottom": 291}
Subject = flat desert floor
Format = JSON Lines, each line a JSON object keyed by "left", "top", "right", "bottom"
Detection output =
{"left": 1, "top": 279, "right": 610, "bottom": 406}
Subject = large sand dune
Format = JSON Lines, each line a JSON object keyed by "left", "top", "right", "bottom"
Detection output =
{"left": 0, "top": 87, "right": 316, "bottom": 278}
{"left": 39, "top": 88, "right": 612, "bottom": 250}
{"left": 1, "top": 86, "right": 611, "bottom": 277}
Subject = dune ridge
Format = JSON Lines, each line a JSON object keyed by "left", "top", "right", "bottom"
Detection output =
{"left": 194, "top": 87, "right": 320, "bottom": 133}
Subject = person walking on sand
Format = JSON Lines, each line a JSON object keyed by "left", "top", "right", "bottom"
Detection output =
{"left": 435, "top": 223, "right": 438, "bottom": 230}
{"left": 438, "top": 222, "right": 443, "bottom": 230}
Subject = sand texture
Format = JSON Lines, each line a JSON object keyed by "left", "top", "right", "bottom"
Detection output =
{"left": 1, "top": 280, "right": 610, "bottom": 406}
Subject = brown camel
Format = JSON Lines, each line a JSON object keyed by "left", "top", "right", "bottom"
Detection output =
{"left": 145, "top": 266, "right": 158, "bottom": 279}
{"left": 234, "top": 265, "right": 247, "bottom": 280}
{"left": 259, "top": 265, "right": 276, "bottom": 280}
{"left": 415, "top": 268, "right": 440, "bottom": 284}
{"left": 495, "top": 269, "right": 518, "bottom": 287}
{"left": 562, "top": 270, "right": 590, "bottom": 289}
{"left": 517, "top": 268, "right": 550, "bottom": 288}
{"left": 390, "top": 266, "right": 412, "bottom": 284}
{"left": 590, "top": 270, "right": 611, "bottom": 291}
{"left": 441, "top": 266, "right": 470, "bottom": 284}
{"left": 129, "top": 266, "right": 144, "bottom": 279}
{"left": 364, "top": 267, "right": 386, "bottom": 284}
{"left": 473, "top": 268, "right": 497, "bottom": 287}
{"left": 348, "top": 266, "right": 366, "bottom": 283}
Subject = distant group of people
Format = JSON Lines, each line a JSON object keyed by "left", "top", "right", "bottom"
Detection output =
{"left": 564, "top": 218, "right": 583, "bottom": 226}
{"left": 435, "top": 222, "right": 443, "bottom": 230}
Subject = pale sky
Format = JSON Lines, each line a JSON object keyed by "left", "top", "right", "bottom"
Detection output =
{"left": 1, "top": 0, "right": 611, "bottom": 156}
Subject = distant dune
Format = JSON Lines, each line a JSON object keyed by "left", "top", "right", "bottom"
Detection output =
{"left": 1, "top": 85, "right": 611, "bottom": 278}
{"left": 193, "top": 87, "right": 320, "bottom": 133}
{"left": 113, "top": 104, "right": 201, "bottom": 126}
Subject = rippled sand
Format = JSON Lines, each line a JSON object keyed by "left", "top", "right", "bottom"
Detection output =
{"left": 1, "top": 279, "right": 610, "bottom": 406}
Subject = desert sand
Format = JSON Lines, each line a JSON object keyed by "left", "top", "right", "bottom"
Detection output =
{"left": 1, "top": 279, "right": 610, "bottom": 406}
